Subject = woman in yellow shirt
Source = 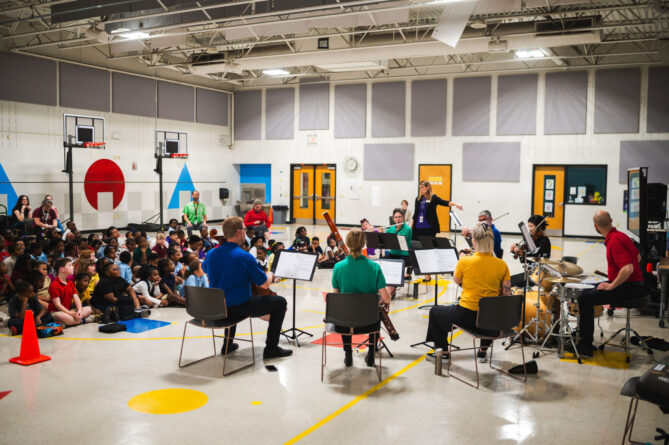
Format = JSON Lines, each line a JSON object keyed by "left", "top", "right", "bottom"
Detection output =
{"left": 424, "top": 223, "right": 511, "bottom": 361}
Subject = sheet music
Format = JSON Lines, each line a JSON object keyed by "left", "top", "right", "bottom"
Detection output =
{"left": 519, "top": 222, "right": 538, "bottom": 254}
{"left": 373, "top": 259, "right": 405, "bottom": 286}
{"left": 274, "top": 251, "right": 317, "bottom": 281}
{"left": 414, "top": 249, "right": 458, "bottom": 274}
{"left": 397, "top": 235, "right": 409, "bottom": 251}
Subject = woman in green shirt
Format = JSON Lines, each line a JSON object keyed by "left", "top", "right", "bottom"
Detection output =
{"left": 332, "top": 230, "right": 392, "bottom": 367}
{"left": 383, "top": 208, "right": 413, "bottom": 296}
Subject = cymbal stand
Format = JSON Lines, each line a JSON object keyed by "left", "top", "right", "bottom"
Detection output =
{"left": 537, "top": 283, "right": 582, "bottom": 364}
{"left": 506, "top": 259, "right": 551, "bottom": 349}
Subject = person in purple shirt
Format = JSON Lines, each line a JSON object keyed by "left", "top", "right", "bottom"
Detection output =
{"left": 203, "top": 217, "right": 292, "bottom": 360}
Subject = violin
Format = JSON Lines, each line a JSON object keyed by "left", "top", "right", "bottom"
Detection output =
{"left": 512, "top": 215, "right": 547, "bottom": 259}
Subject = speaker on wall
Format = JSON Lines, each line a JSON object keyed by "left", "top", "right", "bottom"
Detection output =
{"left": 647, "top": 183, "right": 667, "bottom": 222}
{"left": 219, "top": 188, "right": 229, "bottom": 200}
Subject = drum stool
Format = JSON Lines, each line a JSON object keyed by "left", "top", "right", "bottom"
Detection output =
{"left": 598, "top": 295, "right": 654, "bottom": 363}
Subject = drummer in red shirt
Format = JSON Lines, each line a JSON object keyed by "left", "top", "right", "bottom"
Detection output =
{"left": 574, "top": 211, "right": 645, "bottom": 358}
{"left": 243, "top": 200, "right": 271, "bottom": 240}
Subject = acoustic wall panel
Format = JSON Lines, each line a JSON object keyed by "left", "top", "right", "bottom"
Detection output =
{"left": 371, "top": 81, "right": 405, "bottom": 137}
{"left": 334, "top": 84, "right": 366, "bottom": 138}
{"left": 363, "top": 144, "right": 414, "bottom": 180}
{"left": 411, "top": 79, "right": 447, "bottom": 137}
{"left": 299, "top": 83, "right": 329, "bottom": 130}
{"left": 0, "top": 52, "right": 57, "bottom": 106}
{"left": 234, "top": 90, "right": 262, "bottom": 140}
{"left": 594, "top": 68, "right": 640, "bottom": 134}
{"left": 60, "top": 63, "right": 110, "bottom": 112}
{"left": 158, "top": 81, "right": 194, "bottom": 122}
{"left": 497, "top": 74, "right": 537, "bottom": 135}
{"left": 463, "top": 142, "right": 521, "bottom": 182}
{"left": 266, "top": 88, "right": 295, "bottom": 139}
{"left": 112, "top": 73, "right": 156, "bottom": 117}
{"left": 544, "top": 71, "right": 587, "bottom": 135}
{"left": 196, "top": 88, "right": 229, "bottom": 126}
{"left": 452, "top": 76, "right": 490, "bottom": 136}
{"left": 619, "top": 141, "right": 669, "bottom": 184}
{"left": 647, "top": 66, "right": 669, "bottom": 133}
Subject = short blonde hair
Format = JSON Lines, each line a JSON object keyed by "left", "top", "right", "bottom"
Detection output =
{"left": 346, "top": 229, "right": 366, "bottom": 258}
{"left": 471, "top": 222, "right": 494, "bottom": 254}
{"left": 223, "top": 216, "right": 245, "bottom": 239}
{"left": 156, "top": 232, "right": 166, "bottom": 240}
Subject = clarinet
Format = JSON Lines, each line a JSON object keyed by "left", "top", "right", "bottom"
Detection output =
{"left": 323, "top": 211, "right": 399, "bottom": 341}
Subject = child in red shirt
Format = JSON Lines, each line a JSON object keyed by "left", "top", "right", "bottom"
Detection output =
{"left": 49, "top": 258, "right": 92, "bottom": 326}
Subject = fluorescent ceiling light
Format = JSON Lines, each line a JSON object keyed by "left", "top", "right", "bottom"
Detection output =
{"left": 515, "top": 48, "right": 548, "bottom": 58}
{"left": 263, "top": 68, "right": 290, "bottom": 76}
{"left": 315, "top": 60, "right": 388, "bottom": 72}
{"left": 120, "top": 31, "right": 150, "bottom": 40}
{"left": 110, "top": 27, "right": 130, "bottom": 34}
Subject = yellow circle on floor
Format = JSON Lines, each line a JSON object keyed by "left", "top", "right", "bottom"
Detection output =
{"left": 128, "top": 389, "right": 208, "bottom": 415}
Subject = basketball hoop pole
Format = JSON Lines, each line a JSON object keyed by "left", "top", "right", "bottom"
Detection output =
{"left": 62, "top": 143, "right": 74, "bottom": 223}
{"left": 154, "top": 155, "right": 164, "bottom": 229}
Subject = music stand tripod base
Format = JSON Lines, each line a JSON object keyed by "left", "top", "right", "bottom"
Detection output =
{"left": 280, "top": 279, "right": 313, "bottom": 347}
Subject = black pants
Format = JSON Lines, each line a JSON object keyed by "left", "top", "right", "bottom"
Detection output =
{"left": 511, "top": 272, "right": 535, "bottom": 288}
{"left": 412, "top": 227, "right": 437, "bottom": 240}
{"left": 426, "top": 304, "right": 493, "bottom": 350}
{"left": 577, "top": 281, "right": 646, "bottom": 345}
{"left": 225, "top": 294, "right": 287, "bottom": 349}
{"left": 187, "top": 223, "right": 203, "bottom": 237}
{"left": 334, "top": 323, "right": 380, "bottom": 354}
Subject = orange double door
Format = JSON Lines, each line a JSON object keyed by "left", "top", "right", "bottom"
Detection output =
{"left": 291, "top": 164, "right": 336, "bottom": 225}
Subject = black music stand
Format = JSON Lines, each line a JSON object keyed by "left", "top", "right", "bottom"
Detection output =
{"left": 409, "top": 247, "right": 459, "bottom": 349}
{"left": 271, "top": 250, "right": 319, "bottom": 347}
{"left": 371, "top": 258, "right": 406, "bottom": 358}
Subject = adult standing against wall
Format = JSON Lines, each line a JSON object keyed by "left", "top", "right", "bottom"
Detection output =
{"left": 244, "top": 200, "right": 271, "bottom": 240}
{"left": 182, "top": 190, "right": 208, "bottom": 237}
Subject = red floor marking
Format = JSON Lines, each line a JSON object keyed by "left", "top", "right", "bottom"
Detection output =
{"left": 0, "top": 391, "right": 11, "bottom": 401}
{"left": 311, "top": 333, "right": 384, "bottom": 350}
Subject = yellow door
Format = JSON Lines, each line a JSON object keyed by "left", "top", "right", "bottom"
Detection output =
{"left": 533, "top": 166, "right": 565, "bottom": 235}
{"left": 418, "top": 165, "right": 452, "bottom": 233}
{"left": 314, "top": 165, "right": 336, "bottom": 225}
{"left": 292, "top": 165, "right": 314, "bottom": 223}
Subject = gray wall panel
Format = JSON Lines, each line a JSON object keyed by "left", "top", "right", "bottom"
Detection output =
{"left": 497, "top": 74, "right": 537, "bottom": 135}
{"left": 266, "top": 88, "right": 295, "bottom": 139}
{"left": 112, "top": 73, "right": 156, "bottom": 117}
{"left": 0, "top": 52, "right": 57, "bottom": 106}
{"left": 463, "top": 142, "right": 521, "bottom": 182}
{"left": 619, "top": 140, "right": 669, "bottom": 184}
{"left": 647, "top": 67, "right": 669, "bottom": 133}
{"left": 158, "top": 81, "right": 194, "bottom": 122}
{"left": 196, "top": 88, "right": 229, "bottom": 126}
{"left": 371, "top": 81, "right": 405, "bottom": 137}
{"left": 60, "top": 63, "right": 110, "bottom": 112}
{"left": 452, "top": 76, "right": 490, "bottom": 136}
{"left": 411, "top": 79, "right": 447, "bottom": 137}
{"left": 544, "top": 71, "right": 587, "bottom": 135}
{"left": 334, "top": 84, "right": 366, "bottom": 138}
{"left": 363, "top": 144, "right": 414, "bottom": 180}
{"left": 299, "top": 83, "right": 329, "bottom": 130}
{"left": 234, "top": 90, "right": 262, "bottom": 140}
{"left": 594, "top": 68, "right": 640, "bottom": 134}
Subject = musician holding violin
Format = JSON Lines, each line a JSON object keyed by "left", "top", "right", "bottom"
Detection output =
{"left": 332, "top": 229, "right": 392, "bottom": 368}
{"left": 509, "top": 215, "right": 552, "bottom": 288}
{"left": 461, "top": 210, "right": 503, "bottom": 258}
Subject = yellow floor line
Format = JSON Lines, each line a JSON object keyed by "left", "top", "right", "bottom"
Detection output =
{"left": 575, "top": 239, "right": 604, "bottom": 257}
{"left": 302, "top": 310, "right": 325, "bottom": 314}
{"left": 551, "top": 246, "right": 562, "bottom": 250}
{"left": 284, "top": 331, "right": 463, "bottom": 445}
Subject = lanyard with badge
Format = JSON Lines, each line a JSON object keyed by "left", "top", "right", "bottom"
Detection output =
{"left": 419, "top": 199, "right": 429, "bottom": 224}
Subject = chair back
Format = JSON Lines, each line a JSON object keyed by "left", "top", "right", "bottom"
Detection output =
{"left": 476, "top": 294, "right": 523, "bottom": 332}
{"left": 411, "top": 240, "right": 423, "bottom": 249}
{"left": 561, "top": 256, "right": 578, "bottom": 265}
{"left": 325, "top": 293, "right": 379, "bottom": 328}
{"left": 184, "top": 286, "right": 228, "bottom": 321}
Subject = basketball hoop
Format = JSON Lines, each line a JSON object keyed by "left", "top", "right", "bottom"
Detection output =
{"left": 170, "top": 153, "right": 188, "bottom": 159}
{"left": 83, "top": 142, "right": 106, "bottom": 149}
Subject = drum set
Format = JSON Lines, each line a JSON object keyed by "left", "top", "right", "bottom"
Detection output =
{"left": 510, "top": 257, "right": 604, "bottom": 364}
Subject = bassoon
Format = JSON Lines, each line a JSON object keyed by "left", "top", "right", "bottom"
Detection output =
{"left": 322, "top": 211, "right": 399, "bottom": 341}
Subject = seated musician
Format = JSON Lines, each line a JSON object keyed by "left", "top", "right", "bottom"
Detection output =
{"left": 203, "top": 217, "right": 292, "bottom": 360}
{"left": 572, "top": 211, "right": 645, "bottom": 358}
{"left": 424, "top": 223, "right": 511, "bottom": 361}
{"left": 332, "top": 229, "right": 392, "bottom": 367}
{"left": 461, "top": 210, "right": 503, "bottom": 259}
{"left": 509, "top": 215, "right": 552, "bottom": 288}
{"left": 382, "top": 208, "right": 413, "bottom": 297}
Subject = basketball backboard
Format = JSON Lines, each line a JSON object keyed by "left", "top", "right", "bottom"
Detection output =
{"left": 155, "top": 130, "right": 188, "bottom": 158}
{"left": 63, "top": 114, "right": 105, "bottom": 148}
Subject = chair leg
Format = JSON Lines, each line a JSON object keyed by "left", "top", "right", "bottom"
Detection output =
{"left": 222, "top": 320, "right": 257, "bottom": 377}
{"left": 489, "top": 337, "right": 528, "bottom": 384}
{"left": 473, "top": 338, "right": 479, "bottom": 389}
{"left": 178, "top": 322, "right": 188, "bottom": 367}
{"left": 321, "top": 331, "right": 327, "bottom": 382}
{"left": 622, "top": 397, "right": 645, "bottom": 445}
{"left": 178, "top": 323, "right": 217, "bottom": 369}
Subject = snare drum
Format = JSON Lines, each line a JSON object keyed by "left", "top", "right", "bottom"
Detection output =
{"left": 564, "top": 283, "right": 603, "bottom": 318}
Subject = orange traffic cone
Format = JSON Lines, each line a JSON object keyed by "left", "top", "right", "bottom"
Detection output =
{"left": 9, "top": 310, "right": 51, "bottom": 366}
{"left": 268, "top": 207, "right": 274, "bottom": 225}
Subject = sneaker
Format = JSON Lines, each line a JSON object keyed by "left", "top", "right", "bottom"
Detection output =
{"left": 263, "top": 346, "right": 293, "bottom": 359}
{"left": 84, "top": 315, "right": 96, "bottom": 323}
{"left": 134, "top": 307, "right": 151, "bottom": 318}
{"left": 477, "top": 349, "right": 488, "bottom": 363}
{"left": 221, "top": 342, "right": 239, "bottom": 355}
{"left": 344, "top": 350, "right": 353, "bottom": 367}
{"left": 425, "top": 351, "right": 450, "bottom": 362}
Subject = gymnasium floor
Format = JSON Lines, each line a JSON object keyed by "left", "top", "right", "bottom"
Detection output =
{"left": 1, "top": 224, "right": 666, "bottom": 445}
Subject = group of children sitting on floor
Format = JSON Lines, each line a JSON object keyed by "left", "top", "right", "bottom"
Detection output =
{"left": 290, "top": 226, "right": 346, "bottom": 269}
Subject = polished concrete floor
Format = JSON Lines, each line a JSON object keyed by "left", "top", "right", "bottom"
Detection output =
{"left": 1, "top": 224, "right": 667, "bottom": 445}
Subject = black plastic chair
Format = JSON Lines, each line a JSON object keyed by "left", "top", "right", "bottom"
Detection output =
{"left": 447, "top": 294, "right": 528, "bottom": 389}
{"left": 321, "top": 293, "right": 382, "bottom": 381}
{"left": 598, "top": 295, "right": 654, "bottom": 363}
{"left": 179, "top": 286, "right": 255, "bottom": 376}
{"left": 561, "top": 256, "right": 578, "bottom": 265}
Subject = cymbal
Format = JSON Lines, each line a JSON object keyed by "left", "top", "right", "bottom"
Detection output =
{"left": 535, "top": 257, "right": 560, "bottom": 266}
{"left": 546, "top": 276, "right": 582, "bottom": 284}
{"left": 545, "top": 261, "right": 583, "bottom": 277}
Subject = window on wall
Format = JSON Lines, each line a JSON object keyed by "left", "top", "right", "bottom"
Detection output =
{"left": 566, "top": 166, "right": 607, "bottom": 205}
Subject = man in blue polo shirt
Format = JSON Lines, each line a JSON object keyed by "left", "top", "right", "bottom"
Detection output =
{"left": 203, "top": 216, "right": 292, "bottom": 359}
{"left": 461, "top": 210, "right": 503, "bottom": 258}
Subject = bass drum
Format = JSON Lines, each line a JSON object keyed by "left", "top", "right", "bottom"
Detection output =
{"left": 530, "top": 267, "right": 557, "bottom": 291}
{"left": 568, "top": 302, "right": 603, "bottom": 318}
{"left": 512, "top": 288, "right": 555, "bottom": 338}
